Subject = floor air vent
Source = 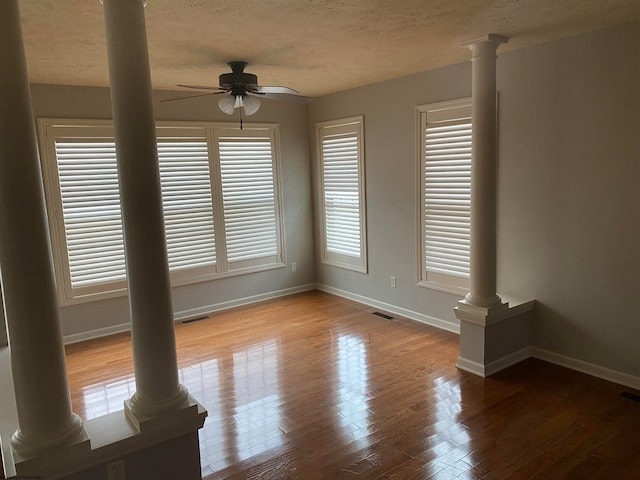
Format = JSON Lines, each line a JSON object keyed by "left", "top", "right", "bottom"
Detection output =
{"left": 372, "top": 311, "right": 394, "bottom": 320}
{"left": 619, "top": 391, "right": 640, "bottom": 403}
{"left": 179, "top": 315, "right": 209, "bottom": 325}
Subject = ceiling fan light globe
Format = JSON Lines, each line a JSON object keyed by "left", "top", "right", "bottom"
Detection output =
{"left": 243, "top": 95, "right": 261, "bottom": 116}
{"left": 218, "top": 95, "right": 236, "bottom": 115}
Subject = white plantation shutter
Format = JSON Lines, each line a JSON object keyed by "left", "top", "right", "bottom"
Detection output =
{"left": 39, "top": 120, "right": 285, "bottom": 304}
{"left": 54, "top": 139, "right": 126, "bottom": 290}
{"left": 323, "top": 134, "right": 360, "bottom": 256}
{"left": 317, "top": 117, "right": 367, "bottom": 272}
{"left": 424, "top": 121, "right": 471, "bottom": 276}
{"left": 418, "top": 99, "right": 471, "bottom": 292}
{"left": 157, "top": 138, "right": 216, "bottom": 271}
{"left": 54, "top": 137, "right": 219, "bottom": 292}
{"left": 217, "top": 134, "right": 279, "bottom": 267}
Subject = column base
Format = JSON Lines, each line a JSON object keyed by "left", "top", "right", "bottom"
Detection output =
{"left": 455, "top": 297, "right": 511, "bottom": 326}
{"left": 127, "top": 382, "right": 190, "bottom": 419}
{"left": 455, "top": 296, "right": 536, "bottom": 377}
{"left": 11, "top": 413, "right": 90, "bottom": 462}
{"left": 124, "top": 392, "right": 203, "bottom": 434}
{"left": 9, "top": 423, "right": 91, "bottom": 479}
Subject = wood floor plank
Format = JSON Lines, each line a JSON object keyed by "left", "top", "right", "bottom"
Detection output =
{"left": 63, "top": 291, "right": 640, "bottom": 479}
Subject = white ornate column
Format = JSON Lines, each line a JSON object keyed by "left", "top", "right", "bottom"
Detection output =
{"left": 0, "top": 0, "right": 86, "bottom": 458}
{"left": 455, "top": 34, "right": 536, "bottom": 377}
{"left": 465, "top": 34, "right": 507, "bottom": 307}
{"left": 101, "top": 0, "right": 190, "bottom": 421}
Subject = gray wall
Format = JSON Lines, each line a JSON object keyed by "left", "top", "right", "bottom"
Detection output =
{"left": 498, "top": 21, "right": 640, "bottom": 376}
{"left": 309, "top": 21, "right": 640, "bottom": 378}
{"left": 30, "top": 84, "right": 315, "bottom": 339}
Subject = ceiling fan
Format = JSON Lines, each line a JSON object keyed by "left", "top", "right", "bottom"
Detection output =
{"left": 161, "top": 61, "right": 312, "bottom": 118}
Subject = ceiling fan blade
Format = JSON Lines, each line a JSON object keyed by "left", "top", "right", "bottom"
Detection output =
{"left": 177, "top": 84, "right": 227, "bottom": 91}
{"left": 160, "top": 92, "right": 224, "bottom": 103}
{"left": 252, "top": 86, "right": 300, "bottom": 95}
{"left": 255, "top": 92, "right": 313, "bottom": 104}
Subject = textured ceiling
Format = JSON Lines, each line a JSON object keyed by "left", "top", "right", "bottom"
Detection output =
{"left": 18, "top": 0, "right": 640, "bottom": 97}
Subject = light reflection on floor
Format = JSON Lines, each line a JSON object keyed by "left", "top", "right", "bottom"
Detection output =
{"left": 180, "top": 358, "right": 227, "bottom": 473}
{"left": 336, "top": 334, "right": 370, "bottom": 445}
{"left": 426, "top": 376, "right": 472, "bottom": 480}
{"left": 232, "top": 341, "right": 282, "bottom": 462}
{"left": 80, "top": 375, "right": 136, "bottom": 419}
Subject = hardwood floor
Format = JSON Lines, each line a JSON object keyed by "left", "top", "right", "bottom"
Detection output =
{"left": 64, "top": 291, "right": 640, "bottom": 479}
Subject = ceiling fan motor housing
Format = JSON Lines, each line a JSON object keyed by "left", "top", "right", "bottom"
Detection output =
{"left": 166, "top": 60, "right": 308, "bottom": 105}
{"left": 219, "top": 61, "right": 258, "bottom": 94}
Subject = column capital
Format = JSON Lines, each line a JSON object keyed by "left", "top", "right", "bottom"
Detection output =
{"left": 462, "top": 34, "right": 509, "bottom": 56}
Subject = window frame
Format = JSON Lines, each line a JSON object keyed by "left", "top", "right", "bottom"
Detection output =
{"left": 416, "top": 98, "right": 472, "bottom": 295}
{"left": 37, "top": 118, "right": 285, "bottom": 305}
{"left": 316, "top": 116, "right": 368, "bottom": 273}
{"left": 212, "top": 126, "right": 286, "bottom": 275}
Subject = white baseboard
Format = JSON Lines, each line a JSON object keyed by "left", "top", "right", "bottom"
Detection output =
{"left": 456, "top": 356, "right": 486, "bottom": 376}
{"left": 63, "top": 283, "right": 316, "bottom": 345}
{"left": 173, "top": 283, "right": 316, "bottom": 322}
{"left": 532, "top": 347, "right": 640, "bottom": 391}
{"left": 316, "top": 283, "right": 459, "bottom": 334}
{"left": 64, "top": 322, "right": 131, "bottom": 345}
{"left": 458, "top": 346, "right": 640, "bottom": 391}
{"left": 484, "top": 347, "right": 533, "bottom": 377}
{"left": 457, "top": 348, "right": 533, "bottom": 378}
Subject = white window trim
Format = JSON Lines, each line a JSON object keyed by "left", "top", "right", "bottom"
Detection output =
{"left": 211, "top": 126, "right": 285, "bottom": 274}
{"left": 38, "top": 118, "right": 286, "bottom": 305}
{"left": 416, "top": 98, "right": 472, "bottom": 296}
{"left": 38, "top": 121, "right": 125, "bottom": 303}
{"left": 316, "top": 116, "right": 367, "bottom": 273}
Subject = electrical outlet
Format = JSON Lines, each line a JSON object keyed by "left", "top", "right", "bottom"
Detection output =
{"left": 291, "top": 262, "right": 297, "bottom": 273}
{"left": 108, "top": 459, "right": 125, "bottom": 480}
{"left": 390, "top": 276, "right": 397, "bottom": 288}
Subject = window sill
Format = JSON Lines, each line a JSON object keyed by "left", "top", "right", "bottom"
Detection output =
{"left": 418, "top": 279, "right": 468, "bottom": 297}
{"left": 321, "top": 258, "right": 368, "bottom": 274}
